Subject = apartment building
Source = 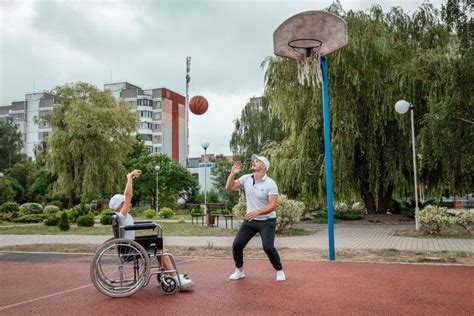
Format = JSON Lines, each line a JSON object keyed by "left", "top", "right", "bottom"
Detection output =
{"left": 0, "top": 82, "right": 188, "bottom": 166}
{"left": 104, "top": 82, "right": 187, "bottom": 166}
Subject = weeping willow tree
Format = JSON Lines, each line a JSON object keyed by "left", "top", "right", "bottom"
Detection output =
{"left": 46, "top": 82, "right": 138, "bottom": 207}
{"left": 263, "top": 4, "right": 455, "bottom": 213}
{"left": 418, "top": 0, "right": 473, "bottom": 195}
{"left": 229, "top": 97, "right": 287, "bottom": 169}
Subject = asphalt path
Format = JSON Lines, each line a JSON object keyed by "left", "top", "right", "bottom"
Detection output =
{"left": 1, "top": 252, "right": 473, "bottom": 315}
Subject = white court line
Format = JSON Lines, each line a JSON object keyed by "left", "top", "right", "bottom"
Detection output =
{"left": 0, "top": 284, "right": 92, "bottom": 311}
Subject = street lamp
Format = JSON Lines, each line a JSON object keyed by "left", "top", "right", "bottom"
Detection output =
{"left": 154, "top": 165, "right": 160, "bottom": 214}
{"left": 201, "top": 140, "right": 209, "bottom": 213}
{"left": 395, "top": 100, "right": 420, "bottom": 230}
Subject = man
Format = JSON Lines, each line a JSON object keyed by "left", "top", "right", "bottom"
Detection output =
{"left": 225, "top": 154, "right": 285, "bottom": 282}
{"left": 109, "top": 169, "right": 193, "bottom": 289}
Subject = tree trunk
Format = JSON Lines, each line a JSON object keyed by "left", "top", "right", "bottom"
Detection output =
{"left": 360, "top": 180, "right": 377, "bottom": 214}
{"left": 68, "top": 190, "right": 76, "bottom": 209}
{"left": 377, "top": 184, "right": 393, "bottom": 214}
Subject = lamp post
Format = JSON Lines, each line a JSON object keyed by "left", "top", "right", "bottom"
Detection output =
{"left": 395, "top": 100, "right": 420, "bottom": 230}
{"left": 201, "top": 140, "right": 209, "bottom": 213}
{"left": 154, "top": 165, "right": 160, "bottom": 215}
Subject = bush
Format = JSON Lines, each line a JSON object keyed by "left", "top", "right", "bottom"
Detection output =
{"left": 12, "top": 214, "right": 48, "bottom": 223}
{"left": 0, "top": 201, "right": 20, "bottom": 214}
{"left": 74, "top": 203, "right": 91, "bottom": 216}
{"left": 44, "top": 205, "right": 60, "bottom": 214}
{"left": 159, "top": 207, "right": 174, "bottom": 219}
{"left": 232, "top": 200, "right": 247, "bottom": 219}
{"left": 19, "top": 203, "right": 44, "bottom": 215}
{"left": 453, "top": 212, "right": 473, "bottom": 234}
{"left": 44, "top": 215, "right": 59, "bottom": 226}
{"left": 143, "top": 209, "right": 156, "bottom": 219}
{"left": 77, "top": 213, "right": 95, "bottom": 227}
{"left": 190, "top": 208, "right": 203, "bottom": 215}
{"left": 58, "top": 212, "right": 70, "bottom": 231}
{"left": 333, "top": 201, "right": 365, "bottom": 220}
{"left": 64, "top": 208, "right": 79, "bottom": 223}
{"left": 416, "top": 205, "right": 453, "bottom": 234}
{"left": 0, "top": 212, "right": 14, "bottom": 222}
{"left": 100, "top": 208, "right": 114, "bottom": 225}
{"left": 276, "top": 195, "right": 305, "bottom": 231}
{"left": 48, "top": 200, "right": 64, "bottom": 210}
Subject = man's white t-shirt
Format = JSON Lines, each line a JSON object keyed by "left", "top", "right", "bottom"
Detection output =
{"left": 116, "top": 212, "right": 135, "bottom": 240}
{"left": 238, "top": 173, "right": 278, "bottom": 221}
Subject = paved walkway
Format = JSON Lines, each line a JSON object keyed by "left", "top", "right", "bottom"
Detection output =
{"left": 1, "top": 224, "right": 473, "bottom": 252}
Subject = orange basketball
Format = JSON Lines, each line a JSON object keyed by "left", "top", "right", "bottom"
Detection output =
{"left": 189, "top": 95, "right": 208, "bottom": 115}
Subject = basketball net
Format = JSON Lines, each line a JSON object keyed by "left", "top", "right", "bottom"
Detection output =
{"left": 291, "top": 43, "right": 323, "bottom": 87}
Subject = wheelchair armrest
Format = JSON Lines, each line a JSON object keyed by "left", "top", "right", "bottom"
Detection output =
{"left": 123, "top": 223, "right": 157, "bottom": 231}
{"left": 134, "top": 220, "right": 153, "bottom": 224}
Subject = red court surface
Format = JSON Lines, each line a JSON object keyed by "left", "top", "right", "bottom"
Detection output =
{"left": 0, "top": 252, "right": 473, "bottom": 315}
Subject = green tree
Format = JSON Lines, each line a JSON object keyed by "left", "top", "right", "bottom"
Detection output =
{"left": 125, "top": 150, "right": 199, "bottom": 209}
{"left": 211, "top": 154, "right": 239, "bottom": 208}
{"left": 263, "top": 4, "right": 455, "bottom": 213}
{"left": 418, "top": 0, "right": 474, "bottom": 195}
{"left": 27, "top": 169, "right": 56, "bottom": 203}
{"left": 0, "top": 119, "right": 26, "bottom": 171}
{"left": 0, "top": 177, "right": 16, "bottom": 205}
{"left": 4, "top": 161, "right": 37, "bottom": 203}
{"left": 45, "top": 82, "right": 138, "bottom": 207}
{"left": 230, "top": 97, "right": 287, "bottom": 169}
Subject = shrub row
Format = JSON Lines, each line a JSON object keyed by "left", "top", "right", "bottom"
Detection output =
{"left": 416, "top": 206, "right": 473, "bottom": 234}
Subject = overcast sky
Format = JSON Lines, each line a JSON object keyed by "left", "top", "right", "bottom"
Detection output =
{"left": 0, "top": 0, "right": 444, "bottom": 157}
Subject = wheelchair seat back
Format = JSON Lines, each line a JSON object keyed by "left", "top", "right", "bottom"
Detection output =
{"left": 111, "top": 214, "right": 121, "bottom": 239}
{"left": 110, "top": 213, "right": 163, "bottom": 251}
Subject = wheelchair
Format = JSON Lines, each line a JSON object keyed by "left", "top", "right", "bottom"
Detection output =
{"left": 90, "top": 213, "right": 190, "bottom": 298}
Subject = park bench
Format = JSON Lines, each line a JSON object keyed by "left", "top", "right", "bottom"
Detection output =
{"left": 206, "top": 203, "right": 234, "bottom": 229}
{"left": 187, "top": 203, "right": 205, "bottom": 226}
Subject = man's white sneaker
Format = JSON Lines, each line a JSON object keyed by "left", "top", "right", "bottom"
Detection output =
{"left": 276, "top": 270, "right": 286, "bottom": 281}
{"left": 229, "top": 269, "right": 245, "bottom": 280}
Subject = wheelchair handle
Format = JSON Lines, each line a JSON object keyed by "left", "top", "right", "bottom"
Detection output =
{"left": 123, "top": 223, "right": 158, "bottom": 231}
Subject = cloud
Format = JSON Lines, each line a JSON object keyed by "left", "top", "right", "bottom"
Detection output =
{"left": 0, "top": 0, "right": 443, "bottom": 156}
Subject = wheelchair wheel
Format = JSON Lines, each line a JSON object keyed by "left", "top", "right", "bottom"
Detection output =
{"left": 160, "top": 276, "right": 178, "bottom": 295}
{"left": 91, "top": 238, "right": 150, "bottom": 298}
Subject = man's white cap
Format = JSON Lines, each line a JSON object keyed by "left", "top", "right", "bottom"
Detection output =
{"left": 251, "top": 154, "right": 270, "bottom": 171}
{"left": 109, "top": 194, "right": 125, "bottom": 211}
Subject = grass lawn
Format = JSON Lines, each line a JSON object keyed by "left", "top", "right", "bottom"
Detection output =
{"left": 0, "top": 221, "right": 313, "bottom": 237}
{"left": 0, "top": 222, "right": 236, "bottom": 236}
{"left": 395, "top": 229, "right": 474, "bottom": 239}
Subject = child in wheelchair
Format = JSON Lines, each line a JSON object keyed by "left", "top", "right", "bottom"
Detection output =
{"left": 108, "top": 169, "right": 193, "bottom": 290}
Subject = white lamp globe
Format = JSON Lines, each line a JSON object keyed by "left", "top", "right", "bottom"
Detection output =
{"left": 154, "top": 165, "right": 160, "bottom": 171}
{"left": 395, "top": 100, "right": 410, "bottom": 114}
{"left": 201, "top": 140, "right": 209, "bottom": 150}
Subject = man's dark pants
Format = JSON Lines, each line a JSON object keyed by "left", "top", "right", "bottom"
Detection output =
{"left": 232, "top": 218, "right": 282, "bottom": 270}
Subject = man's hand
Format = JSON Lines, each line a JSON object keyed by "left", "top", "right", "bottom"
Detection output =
{"left": 231, "top": 161, "right": 242, "bottom": 175}
{"left": 244, "top": 210, "right": 259, "bottom": 221}
{"left": 128, "top": 169, "right": 142, "bottom": 179}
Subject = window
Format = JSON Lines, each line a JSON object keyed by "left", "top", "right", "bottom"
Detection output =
{"left": 154, "top": 112, "right": 162, "bottom": 120}
{"left": 153, "top": 123, "right": 162, "bottom": 132}
{"left": 39, "top": 131, "right": 49, "bottom": 140}
{"left": 154, "top": 101, "right": 162, "bottom": 109}
{"left": 153, "top": 135, "right": 162, "bottom": 143}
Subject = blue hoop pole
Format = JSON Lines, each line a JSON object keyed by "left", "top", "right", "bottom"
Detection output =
{"left": 321, "top": 56, "right": 336, "bottom": 261}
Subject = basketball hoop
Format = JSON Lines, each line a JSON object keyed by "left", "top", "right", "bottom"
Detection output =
{"left": 273, "top": 10, "right": 348, "bottom": 88}
{"left": 288, "top": 39, "right": 323, "bottom": 86}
